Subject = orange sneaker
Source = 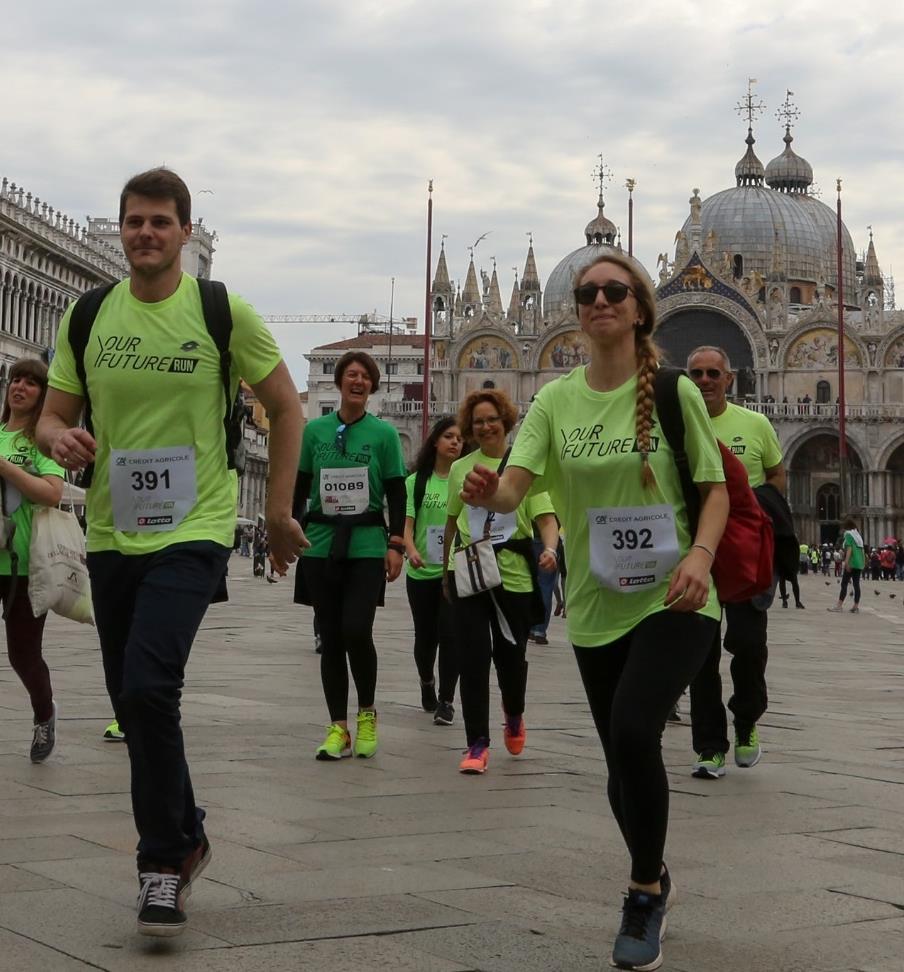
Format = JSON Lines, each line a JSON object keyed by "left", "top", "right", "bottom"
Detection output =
{"left": 503, "top": 713, "right": 526, "bottom": 755}
{"left": 459, "top": 738, "right": 489, "bottom": 774}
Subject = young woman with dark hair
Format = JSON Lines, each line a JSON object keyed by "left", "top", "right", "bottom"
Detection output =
{"left": 0, "top": 358, "right": 65, "bottom": 762}
{"left": 460, "top": 253, "right": 728, "bottom": 971}
{"left": 403, "top": 416, "right": 464, "bottom": 724}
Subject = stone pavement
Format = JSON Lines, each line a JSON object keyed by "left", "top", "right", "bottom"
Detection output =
{"left": 1, "top": 559, "right": 902, "bottom": 971}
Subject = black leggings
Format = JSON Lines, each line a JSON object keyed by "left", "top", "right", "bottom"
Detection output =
{"left": 302, "top": 557, "right": 384, "bottom": 721}
{"left": 778, "top": 573, "right": 801, "bottom": 605}
{"left": 1, "top": 578, "right": 52, "bottom": 723}
{"left": 450, "top": 580, "right": 532, "bottom": 746}
{"left": 406, "top": 576, "right": 458, "bottom": 703}
{"left": 839, "top": 568, "right": 861, "bottom": 605}
{"left": 573, "top": 610, "right": 717, "bottom": 885}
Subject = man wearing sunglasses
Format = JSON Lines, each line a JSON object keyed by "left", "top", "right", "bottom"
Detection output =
{"left": 685, "top": 346, "right": 785, "bottom": 780}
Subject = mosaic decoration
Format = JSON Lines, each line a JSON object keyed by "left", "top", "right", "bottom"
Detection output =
{"left": 657, "top": 253, "right": 758, "bottom": 318}
{"left": 539, "top": 331, "right": 591, "bottom": 369}
{"left": 884, "top": 335, "right": 904, "bottom": 369}
{"left": 457, "top": 336, "right": 517, "bottom": 370}
{"left": 785, "top": 329, "right": 861, "bottom": 368}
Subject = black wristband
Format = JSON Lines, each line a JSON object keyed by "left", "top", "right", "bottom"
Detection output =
{"left": 387, "top": 542, "right": 405, "bottom": 555}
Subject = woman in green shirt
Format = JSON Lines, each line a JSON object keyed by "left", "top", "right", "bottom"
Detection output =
{"left": 442, "top": 389, "right": 559, "bottom": 775}
{"left": 460, "top": 253, "right": 728, "bottom": 972}
{"left": 828, "top": 516, "right": 864, "bottom": 613}
{"left": 403, "top": 417, "right": 464, "bottom": 725}
{"left": 0, "top": 359, "right": 65, "bottom": 763}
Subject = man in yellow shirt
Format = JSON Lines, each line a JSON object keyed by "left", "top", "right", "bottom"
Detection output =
{"left": 37, "top": 168, "right": 304, "bottom": 937}
{"left": 686, "top": 346, "right": 785, "bottom": 779}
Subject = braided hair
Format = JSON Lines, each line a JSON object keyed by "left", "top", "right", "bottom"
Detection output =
{"left": 573, "top": 251, "right": 661, "bottom": 487}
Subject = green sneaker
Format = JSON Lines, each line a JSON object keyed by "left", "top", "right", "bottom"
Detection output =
{"left": 103, "top": 719, "right": 125, "bottom": 742}
{"left": 734, "top": 725, "right": 762, "bottom": 768}
{"left": 692, "top": 750, "right": 726, "bottom": 779}
{"left": 315, "top": 723, "right": 351, "bottom": 760}
{"left": 353, "top": 710, "right": 378, "bottom": 758}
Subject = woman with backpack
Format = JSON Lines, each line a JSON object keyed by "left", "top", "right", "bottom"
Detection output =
{"left": 0, "top": 359, "right": 65, "bottom": 762}
{"left": 459, "top": 252, "right": 728, "bottom": 972}
{"left": 403, "top": 417, "right": 464, "bottom": 725}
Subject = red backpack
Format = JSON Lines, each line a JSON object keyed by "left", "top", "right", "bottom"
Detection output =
{"left": 654, "top": 368, "right": 775, "bottom": 603}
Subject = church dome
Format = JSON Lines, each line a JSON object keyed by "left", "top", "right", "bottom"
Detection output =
{"left": 764, "top": 129, "right": 813, "bottom": 193}
{"left": 543, "top": 243, "right": 617, "bottom": 318}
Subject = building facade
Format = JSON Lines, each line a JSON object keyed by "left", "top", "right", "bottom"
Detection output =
{"left": 304, "top": 106, "right": 903, "bottom": 544}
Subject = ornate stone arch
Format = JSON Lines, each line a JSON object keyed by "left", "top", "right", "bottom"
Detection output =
{"left": 454, "top": 328, "right": 521, "bottom": 371}
{"left": 879, "top": 326, "right": 904, "bottom": 369}
{"left": 780, "top": 322, "right": 866, "bottom": 370}
{"left": 784, "top": 425, "right": 869, "bottom": 470}
{"left": 656, "top": 293, "right": 765, "bottom": 371}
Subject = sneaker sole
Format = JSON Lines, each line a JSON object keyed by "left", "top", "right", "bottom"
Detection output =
{"left": 459, "top": 765, "right": 487, "bottom": 774}
{"left": 316, "top": 749, "right": 352, "bottom": 760}
{"left": 354, "top": 749, "right": 377, "bottom": 759}
{"left": 433, "top": 715, "right": 454, "bottom": 726}
{"left": 137, "top": 919, "right": 187, "bottom": 938}
{"left": 735, "top": 751, "right": 762, "bottom": 768}
{"left": 103, "top": 735, "right": 126, "bottom": 742}
{"left": 610, "top": 915, "right": 666, "bottom": 970}
{"left": 692, "top": 765, "right": 726, "bottom": 779}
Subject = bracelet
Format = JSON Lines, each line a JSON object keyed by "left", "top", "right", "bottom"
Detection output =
{"left": 543, "top": 547, "right": 558, "bottom": 560}
{"left": 387, "top": 542, "right": 405, "bottom": 555}
{"left": 691, "top": 543, "right": 715, "bottom": 560}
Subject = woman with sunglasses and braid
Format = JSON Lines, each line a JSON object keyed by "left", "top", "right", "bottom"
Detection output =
{"left": 460, "top": 252, "right": 728, "bottom": 972}
{"left": 294, "top": 351, "right": 407, "bottom": 760}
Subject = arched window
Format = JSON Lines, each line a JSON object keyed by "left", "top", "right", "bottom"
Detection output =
{"left": 732, "top": 255, "right": 743, "bottom": 280}
{"left": 816, "top": 380, "right": 831, "bottom": 404}
{"left": 789, "top": 286, "right": 802, "bottom": 303}
{"left": 481, "top": 380, "right": 496, "bottom": 389}
{"left": 816, "top": 483, "right": 840, "bottom": 523}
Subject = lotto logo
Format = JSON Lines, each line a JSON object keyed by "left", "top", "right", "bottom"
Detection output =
{"left": 619, "top": 575, "right": 655, "bottom": 587}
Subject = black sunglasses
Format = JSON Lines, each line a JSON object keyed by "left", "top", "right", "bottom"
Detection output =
{"left": 573, "top": 281, "right": 635, "bottom": 306}
{"left": 335, "top": 423, "right": 347, "bottom": 455}
{"left": 689, "top": 368, "right": 724, "bottom": 380}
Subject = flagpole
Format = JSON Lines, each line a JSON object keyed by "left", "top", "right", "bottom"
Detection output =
{"left": 421, "top": 181, "right": 434, "bottom": 442}
{"left": 386, "top": 276, "right": 395, "bottom": 397}
{"left": 625, "top": 178, "right": 636, "bottom": 258}
{"left": 836, "top": 178, "right": 849, "bottom": 514}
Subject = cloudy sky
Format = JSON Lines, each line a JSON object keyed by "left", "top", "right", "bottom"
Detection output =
{"left": 5, "top": 0, "right": 902, "bottom": 389}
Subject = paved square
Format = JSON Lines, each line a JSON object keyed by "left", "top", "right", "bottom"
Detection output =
{"left": 1, "top": 559, "right": 902, "bottom": 970}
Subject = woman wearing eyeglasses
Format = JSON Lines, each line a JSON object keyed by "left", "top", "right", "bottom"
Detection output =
{"left": 442, "top": 389, "right": 559, "bottom": 775}
{"left": 460, "top": 253, "right": 728, "bottom": 972}
{"left": 294, "top": 351, "right": 407, "bottom": 760}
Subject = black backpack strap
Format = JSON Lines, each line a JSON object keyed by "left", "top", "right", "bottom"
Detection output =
{"left": 653, "top": 367, "right": 701, "bottom": 534}
{"left": 67, "top": 283, "right": 117, "bottom": 489}
{"left": 196, "top": 279, "right": 241, "bottom": 471}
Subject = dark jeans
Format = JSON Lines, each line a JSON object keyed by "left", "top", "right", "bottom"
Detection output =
{"left": 450, "top": 579, "right": 532, "bottom": 746}
{"left": 302, "top": 556, "right": 384, "bottom": 721}
{"left": 778, "top": 573, "right": 801, "bottom": 606}
{"left": 529, "top": 538, "right": 557, "bottom": 638}
{"left": 690, "top": 599, "right": 769, "bottom": 755}
{"left": 406, "top": 575, "right": 458, "bottom": 703}
{"left": 1, "top": 577, "right": 52, "bottom": 723}
{"left": 839, "top": 568, "right": 861, "bottom": 605}
{"left": 87, "top": 540, "right": 231, "bottom": 868}
{"left": 573, "top": 611, "right": 716, "bottom": 885}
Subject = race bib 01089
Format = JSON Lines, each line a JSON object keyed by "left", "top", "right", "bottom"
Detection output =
{"left": 587, "top": 504, "right": 681, "bottom": 593}
{"left": 319, "top": 467, "right": 370, "bottom": 516}
{"left": 109, "top": 446, "right": 197, "bottom": 533}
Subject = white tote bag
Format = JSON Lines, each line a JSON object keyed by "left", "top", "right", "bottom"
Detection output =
{"left": 28, "top": 506, "right": 94, "bottom": 625}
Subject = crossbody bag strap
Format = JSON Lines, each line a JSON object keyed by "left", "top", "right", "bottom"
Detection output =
{"left": 481, "top": 446, "right": 512, "bottom": 538}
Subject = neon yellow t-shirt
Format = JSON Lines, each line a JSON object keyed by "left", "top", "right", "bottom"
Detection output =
{"left": 447, "top": 449, "right": 555, "bottom": 593}
{"left": 48, "top": 274, "right": 282, "bottom": 554}
{"left": 509, "top": 367, "right": 724, "bottom": 647}
{"left": 405, "top": 470, "right": 450, "bottom": 581}
{"left": 0, "top": 426, "right": 65, "bottom": 576}
{"left": 709, "top": 402, "right": 782, "bottom": 488}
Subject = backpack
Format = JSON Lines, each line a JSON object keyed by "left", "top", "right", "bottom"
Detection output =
{"left": 66, "top": 278, "right": 246, "bottom": 488}
{"left": 654, "top": 368, "right": 774, "bottom": 604}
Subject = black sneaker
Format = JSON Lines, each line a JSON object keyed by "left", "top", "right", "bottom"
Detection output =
{"left": 420, "top": 679, "right": 438, "bottom": 713}
{"left": 660, "top": 863, "right": 677, "bottom": 913}
{"left": 30, "top": 701, "right": 57, "bottom": 763}
{"left": 137, "top": 867, "right": 185, "bottom": 937}
{"left": 433, "top": 700, "right": 454, "bottom": 725}
{"left": 611, "top": 888, "right": 666, "bottom": 970}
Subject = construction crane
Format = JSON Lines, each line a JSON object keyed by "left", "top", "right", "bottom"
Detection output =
{"left": 261, "top": 313, "right": 412, "bottom": 336}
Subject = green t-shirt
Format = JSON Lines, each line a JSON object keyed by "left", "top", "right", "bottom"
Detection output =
{"left": 0, "top": 426, "right": 65, "bottom": 576}
{"left": 447, "top": 449, "right": 555, "bottom": 593}
{"left": 709, "top": 402, "right": 782, "bottom": 488}
{"left": 299, "top": 411, "right": 406, "bottom": 559}
{"left": 405, "top": 470, "right": 450, "bottom": 581}
{"left": 843, "top": 530, "right": 865, "bottom": 570}
{"left": 49, "top": 274, "right": 282, "bottom": 555}
{"left": 509, "top": 367, "right": 725, "bottom": 647}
